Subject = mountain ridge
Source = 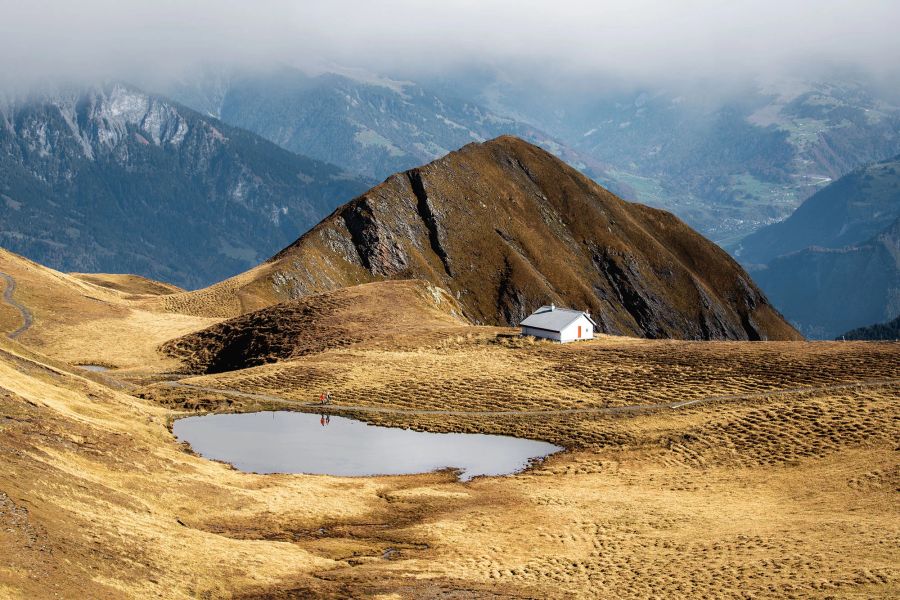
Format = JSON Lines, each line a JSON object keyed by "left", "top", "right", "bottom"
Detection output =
{"left": 753, "top": 217, "right": 900, "bottom": 339}
{"left": 738, "top": 154, "right": 900, "bottom": 265}
{"left": 740, "top": 155, "right": 900, "bottom": 338}
{"left": 167, "top": 135, "right": 800, "bottom": 341}
{"left": 165, "top": 67, "right": 629, "bottom": 197}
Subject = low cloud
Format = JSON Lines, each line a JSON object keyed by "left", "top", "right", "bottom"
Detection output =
{"left": 1, "top": 0, "right": 897, "bottom": 89}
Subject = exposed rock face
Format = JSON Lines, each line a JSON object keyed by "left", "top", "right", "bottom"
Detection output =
{"left": 213, "top": 136, "right": 800, "bottom": 340}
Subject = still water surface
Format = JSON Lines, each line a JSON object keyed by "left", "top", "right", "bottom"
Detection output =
{"left": 173, "top": 411, "right": 562, "bottom": 481}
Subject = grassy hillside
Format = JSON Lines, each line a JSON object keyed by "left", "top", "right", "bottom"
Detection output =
{"left": 0, "top": 244, "right": 897, "bottom": 597}
{"left": 0, "top": 247, "right": 218, "bottom": 370}
{"left": 161, "top": 280, "right": 469, "bottom": 373}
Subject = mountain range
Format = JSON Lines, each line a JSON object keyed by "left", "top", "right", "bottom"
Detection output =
{"left": 164, "top": 67, "right": 628, "bottom": 197}
{"left": 0, "top": 83, "right": 370, "bottom": 289}
{"left": 741, "top": 156, "right": 900, "bottom": 338}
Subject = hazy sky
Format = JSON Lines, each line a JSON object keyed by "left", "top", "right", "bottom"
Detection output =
{"left": 1, "top": 0, "right": 898, "bottom": 88}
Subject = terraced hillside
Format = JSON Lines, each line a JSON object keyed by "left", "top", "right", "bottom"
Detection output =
{"left": 166, "top": 136, "right": 800, "bottom": 341}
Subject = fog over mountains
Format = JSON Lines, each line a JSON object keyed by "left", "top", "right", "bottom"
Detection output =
{"left": 164, "top": 67, "right": 621, "bottom": 193}
{"left": 161, "top": 67, "right": 900, "bottom": 247}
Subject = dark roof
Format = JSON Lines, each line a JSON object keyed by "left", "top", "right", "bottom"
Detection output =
{"left": 519, "top": 305, "right": 597, "bottom": 332}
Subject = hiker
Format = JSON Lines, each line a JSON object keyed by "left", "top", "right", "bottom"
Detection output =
{"left": 325, "top": 391, "right": 332, "bottom": 405}
{"left": 319, "top": 392, "right": 326, "bottom": 405}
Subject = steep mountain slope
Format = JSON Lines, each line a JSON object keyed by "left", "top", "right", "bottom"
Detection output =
{"left": 165, "top": 67, "right": 626, "bottom": 195}
{"left": 737, "top": 155, "right": 900, "bottom": 264}
{"left": 840, "top": 315, "right": 900, "bottom": 340}
{"left": 0, "top": 83, "right": 370, "bottom": 288}
{"left": 753, "top": 218, "right": 900, "bottom": 339}
{"left": 170, "top": 136, "right": 799, "bottom": 341}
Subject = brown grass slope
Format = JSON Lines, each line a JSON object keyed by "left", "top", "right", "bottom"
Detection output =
{"left": 161, "top": 280, "right": 470, "bottom": 373}
{"left": 0, "top": 248, "right": 218, "bottom": 370}
{"left": 4, "top": 325, "right": 897, "bottom": 598}
{"left": 168, "top": 136, "right": 799, "bottom": 340}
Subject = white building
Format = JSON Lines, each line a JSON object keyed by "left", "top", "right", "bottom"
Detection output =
{"left": 519, "top": 304, "right": 597, "bottom": 343}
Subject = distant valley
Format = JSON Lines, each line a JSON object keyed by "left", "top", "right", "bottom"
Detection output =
{"left": 740, "top": 156, "right": 900, "bottom": 338}
{"left": 453, "top": 76, "right": 900, "bottom": 244}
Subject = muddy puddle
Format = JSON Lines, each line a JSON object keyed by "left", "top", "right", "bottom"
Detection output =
{"left": 172, "top": 411, "right": 562, "bottom": 481}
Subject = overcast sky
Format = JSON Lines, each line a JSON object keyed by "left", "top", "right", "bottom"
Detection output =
{"left": 1, "top": 0, "right": 898, "bottom": 89}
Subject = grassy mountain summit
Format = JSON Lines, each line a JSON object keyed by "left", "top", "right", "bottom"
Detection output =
{"left": 171, "top": 136, "right": 799, "bottom": 341}
{"left": 0, "top": 83, "right": 371, "bottom": 289}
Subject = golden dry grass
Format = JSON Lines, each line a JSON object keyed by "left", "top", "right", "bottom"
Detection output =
{"left": 69, "top": 273, "right": 185, "bottom": 296}
{"left": 161, "top": 280, "right": 468, "bottom": 373}
{"left": 3, "top": 331, "right": 898, "bottom": 598}
{"left": 1, "top": 246, "right": 898, "bottom": 598}
{"left": 167, "top": 336, "right": 899, "bottom": 437}
{"left": 0, "top": 248, "right": 220, "bottom": 371}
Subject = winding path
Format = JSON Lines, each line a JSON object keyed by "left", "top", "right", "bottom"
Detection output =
{"left": 165, "top": 378, "right": 900, "bottom": 418}
{"left": 0, "top": 272, "right": 33, "bottom": 340}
